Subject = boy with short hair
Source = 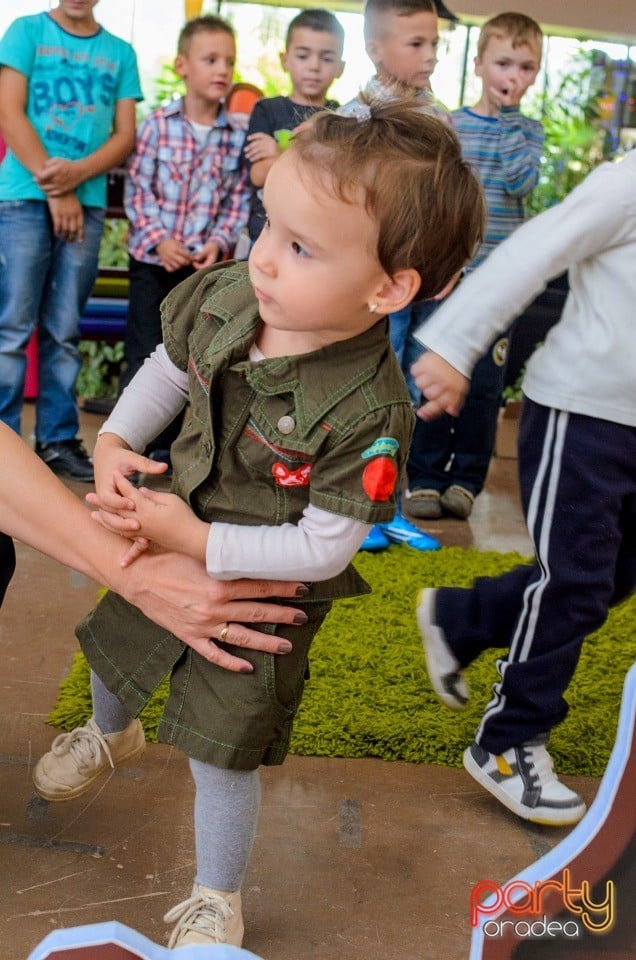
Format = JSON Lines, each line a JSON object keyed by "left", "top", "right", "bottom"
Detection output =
{"left": 0, "top": 0, "right": 142, "bottom": 482}
{"left": 242, "top": 8, "right": 345, "bottom": 244}
{"left": 120, "top": 15, "right": 249, "bottom": 468}
{"left": 406, "top": 12, "right": 544, "bottom": 522}
{"left": 342, "top": 0, "right": 448, "bottom": 553}
{"left": 413, "top": 149, "right": 636, "bottom": 826}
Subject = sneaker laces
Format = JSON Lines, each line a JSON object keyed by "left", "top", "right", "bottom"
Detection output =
{"left": 521, "top": 740, "right": 557, "bottom": 788}
{"left": 50, "top": 720, "right": 115, "bottom": 772}
{"left": 164, "top": 889, "right": 234, "bottom": 948}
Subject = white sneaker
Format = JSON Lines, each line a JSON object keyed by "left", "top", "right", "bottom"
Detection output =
{"left": 32, "top": 718, "right": 145, "bottom": 801}
{"left": 463, "top": 738, "right": 587, "bottom": 826}
{"left": 416, "top": 588, "right": 469, "bottom": 710}
{"left": 165, "top": 883, "right": 244, "bottom": 948}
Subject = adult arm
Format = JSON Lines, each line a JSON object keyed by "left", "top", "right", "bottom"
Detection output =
{"left": 0, "top": 424, "right": 307, "bottom": 672}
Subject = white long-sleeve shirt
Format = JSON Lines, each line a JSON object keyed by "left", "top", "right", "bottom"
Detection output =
{"left": 415, "top": 152, "right": 636, "bottom": 429}
{"left": 102, "top": 345, "right": 369, "bottom": 580}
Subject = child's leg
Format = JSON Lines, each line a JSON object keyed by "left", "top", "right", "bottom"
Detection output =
{"left": 33, "top": 670, "right": 144, "bottom": 801}
{"left": 190, "top": 758, "right": 261, "bottom": 892}
{"left": 91, "top": 669, "right": 135, "bottom": 733}
{"left": 477, "top": 401, "right": 635, "bottom": 753}
{"left": 442, "top": 334, "right": 509, "bottom": 499}
{"left": 36, "top": 208, "right": 104, "bottom": 446}
{"left": 163, "top": 759, "right": 260, "bottom": 948}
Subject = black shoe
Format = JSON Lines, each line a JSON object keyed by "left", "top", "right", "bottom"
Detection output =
{"left": 35, "top": 439, "right": 94, "bottom": 483}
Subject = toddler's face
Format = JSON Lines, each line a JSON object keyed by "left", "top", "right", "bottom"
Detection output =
{"left": 475, "top": 35, "right": 541, "bottom": 109}
{"left": 366, "top": 11, "right": 439, "bottom": 90}
{"left": 281, "top": 27, "right": 344, "bottom": 105}
{"left": 249, "top": 151, "right": 391, "bottom": 355}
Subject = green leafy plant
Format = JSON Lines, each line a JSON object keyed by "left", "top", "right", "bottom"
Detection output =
{"left": 525, "top": 50, "right": 608, "bottom": 216}
{"left": 98, "top": 217, "right": 128, "bottom": 268}
{"left": 77, "top": 340, "right": 124, "bottom": 399}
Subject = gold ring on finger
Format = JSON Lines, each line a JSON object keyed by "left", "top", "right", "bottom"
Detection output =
{"left": 219, "top": 623, "right": 230, "bottom": 643}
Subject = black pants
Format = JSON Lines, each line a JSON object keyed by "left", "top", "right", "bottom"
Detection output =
{"left": 435, "top": 398, "right": 636, "bottom": 753}
{"left": 0, "top": 533, "right": 16, "bottom": 607}
{"left": 120, "top": 257, "right": 194, "bottom": 454}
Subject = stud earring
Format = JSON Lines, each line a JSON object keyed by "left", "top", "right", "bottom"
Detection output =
{"left": 369, "top": 302, "right": 378, "bottom": 313}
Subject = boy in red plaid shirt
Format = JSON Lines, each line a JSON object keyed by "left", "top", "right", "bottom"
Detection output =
{"left": 120, "top": 14, "right": 249, "bottom": 469}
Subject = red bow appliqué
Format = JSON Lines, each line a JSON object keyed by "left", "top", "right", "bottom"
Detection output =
{"left": 272, "top": 462, "right": 312, "bottom": 487}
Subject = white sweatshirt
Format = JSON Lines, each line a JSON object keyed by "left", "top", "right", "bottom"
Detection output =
{"left": 415, "top": 152, "right": 636, "bottom": 428}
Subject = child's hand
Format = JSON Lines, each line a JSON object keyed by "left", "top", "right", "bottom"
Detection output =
{"left": 489, "top": 81, "right": 522, "bottom": 110}
{"left": 89, "top": 432, "right": 167, "bottom": 516}
{"left": 191, "top": 241, "right": 220, "bottom": 270}
{"left": 411, "top": 351, "right": 470, "bottom": 421}
{"left": 96, "top": 470, "right": 209, "bottom": 563}
{"left": 36, "top": 157, "right": 83, "bottom": 196}
{"left": 46, "top": 195, "right": 84, "bottom": 243}
{"left": 156, "top": 238, "right": 194, "bottom": 272}
{"left": 244, "top": 132, "right": 281, "bottom": 164}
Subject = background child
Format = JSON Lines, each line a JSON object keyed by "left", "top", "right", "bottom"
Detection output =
{"left": 242, "top": 8, "right": 344, "bottom": 245}
{"left": 0, "top": 0, "right": 142, "bottom": 482}
{"left": 413, "top": 150, "right": 636, "bottom": 826}
{"left": 120, "top": 15, "right": 249, "bottom": 472}
{"left": 406, "top": 12, "right": 544, "bottom": 522}
{"left": 341, "top": 0, "right": 450, "bottom": 552}
{"left": 33, "top": 97, "right": 483, "bottom": 948}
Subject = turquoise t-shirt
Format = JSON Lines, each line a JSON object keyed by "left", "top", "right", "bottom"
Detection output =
{"left": 0, "top": 13, "right": 142, "bottom": 207}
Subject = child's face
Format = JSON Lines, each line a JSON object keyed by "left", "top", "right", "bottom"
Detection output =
{"left": 475, "top": 35, "right": 541, "bottom": 109}
{"left": 366, "top": 11, "right": 439, "bottom": 90}
{"left": 175, "top": 31, "right": 236, "bottom": 107}
{"left": 249, "top": 152, "right": 395, "bottom": 354}
{"left": 280, "top": 28, "right": 345, "bottom": 105}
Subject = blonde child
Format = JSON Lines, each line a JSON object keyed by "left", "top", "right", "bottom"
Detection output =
{"left": 341, "top": 0, "right": 452, "bottom": 551}
{"left": 406, "top": 12, "right": 544, "bottom": 522}
{"left": 33, "top": 96, "right": 483, "bottom": 948}
{"left": 120, "top": 15, "right": 249, "bottom": 470}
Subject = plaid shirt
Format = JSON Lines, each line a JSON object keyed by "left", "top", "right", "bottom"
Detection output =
{"left": 125, "top": 97, "right": 249, "bottom": 264}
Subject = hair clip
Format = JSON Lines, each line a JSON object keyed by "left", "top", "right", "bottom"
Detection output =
{"left": 351, "top": 102, "right": 372, "bottom": 123}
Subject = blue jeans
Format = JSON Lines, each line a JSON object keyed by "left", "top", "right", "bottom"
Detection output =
{"left": 0, "top": 200, "right": 104, "bottom": 443}
{"left": 389, "top": 300, "right": 438, "bottom": 405}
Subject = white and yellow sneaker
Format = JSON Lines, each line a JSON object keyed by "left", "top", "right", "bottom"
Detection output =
{"left": 463, "top": 738, "right": 587, "bottom": 826}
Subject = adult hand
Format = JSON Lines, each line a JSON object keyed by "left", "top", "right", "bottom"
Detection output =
{"left": 118, "top": 548, "right": 309, "bottom": 672}
{"left": 411, "top": 350, "right": 470, "bottom": 421}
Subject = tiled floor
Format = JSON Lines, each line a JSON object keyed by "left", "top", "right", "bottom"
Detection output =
{"left": 0, "top": 406, "right": 600, "bottom": 960}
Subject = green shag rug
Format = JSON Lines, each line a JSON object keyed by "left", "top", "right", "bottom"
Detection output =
{"left": 48, "top": 547, "right": 636, "bottom": 777}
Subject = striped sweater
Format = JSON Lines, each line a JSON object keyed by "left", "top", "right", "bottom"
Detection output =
{"left": 452, "top": 105, "right": 544, "bottom": 268}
